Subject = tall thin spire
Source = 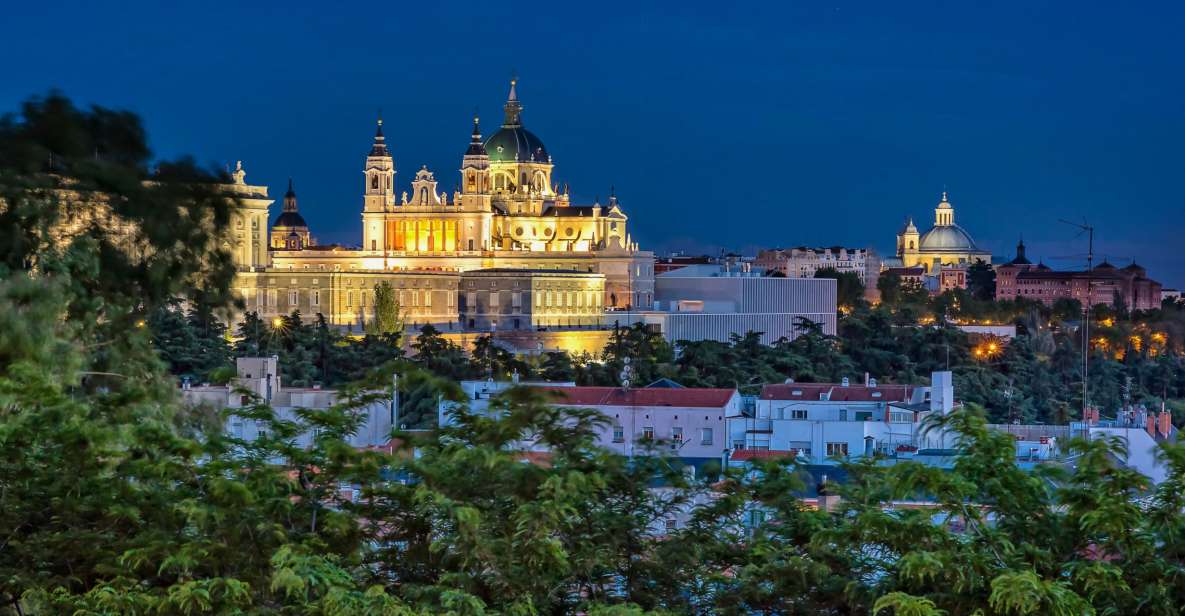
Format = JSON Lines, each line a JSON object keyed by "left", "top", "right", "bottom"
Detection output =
{"left": 283, "top": 178, "right": 297, "bottom": 212}
{"left": 503, "top": 76, "right": 523, "bottom": 127}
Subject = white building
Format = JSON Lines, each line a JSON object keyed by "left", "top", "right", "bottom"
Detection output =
{"left": 606, "top": 263, "right": 837, "bottom": 345}
{"left": 182, "top": 357, "right": 394, "bottom": 449}
{"left": 728, "top": 372, "right": 958, "bottom": 465}
{"left": 441, "top": 379, "right": 740, "bottom": 461}
{"left": 754, "top": 247, "right": 880, "bottom": 286}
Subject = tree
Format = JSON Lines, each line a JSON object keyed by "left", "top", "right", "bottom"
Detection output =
{"left": 877, "top": 271, "right": 903, "bottom": 306}
{"left": 815, "top": 266, "right": 865, "bottom": 308}
{"left": 967, "top": 258, "right": 996, "bottom": 301}
{"left": 366, "top": 280, "right": 404, "bottom": 336}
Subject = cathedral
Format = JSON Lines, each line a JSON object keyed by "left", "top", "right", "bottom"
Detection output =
{"left": 228, "top": 79, "right": 655, "bottom": 330}
{"left": 894, "top": 191, "right": 992, "bottom": 271}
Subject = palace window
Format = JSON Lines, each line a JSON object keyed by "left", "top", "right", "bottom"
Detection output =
{"left": 612, "top": 425, "right": 624, "bottom": 443}
{"left": 311, "top": 290, "right": 320, "bottom": 307}
{"left": 700, "top": 428, "right": 713, "bottom": 445}
{"left": 346, "top": 291, "right": 353, "bottom": 307}
{"left": 642, "top": 426, "right": 655, "bottom": 440}
{"left": 671, "top": 427, "right": 683, "bottom": 442}
{"left": 826, "top": 442, "right": 849, "bottom": 458}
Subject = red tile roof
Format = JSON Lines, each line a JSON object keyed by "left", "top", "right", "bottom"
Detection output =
{"left": 761, "top": 383, "right": 914, "bottom": 402}
{"left": 532, "top": 386, "right": 737, "bottom": 408}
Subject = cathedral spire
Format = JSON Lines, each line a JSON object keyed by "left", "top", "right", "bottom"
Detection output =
{"left": 503, "top": 76, "right": 523, "bottom": 128}
{"left": 283, "top": 178, "right": 297, "bottom": 212}
{"left": 369, "top": 114, "right": 390, "bottom": 157}
{"left": 465, "top": 113, "right": 487, "bottom": 156}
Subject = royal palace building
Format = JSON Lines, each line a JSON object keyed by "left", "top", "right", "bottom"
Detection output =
{"left": 229, "top": 79, "right": 655, "bottom": 331}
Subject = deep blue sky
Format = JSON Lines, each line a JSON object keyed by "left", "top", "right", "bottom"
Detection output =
{"left": 3, "top": 1, "right": 1183, "bottom": 287}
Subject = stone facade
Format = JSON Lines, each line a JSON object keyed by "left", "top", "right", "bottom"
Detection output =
{"left": 238, "top": 79, "right": 654, "bottom": 327}
{"left": 458, "top": 269, "right": 604, "bottom": 331}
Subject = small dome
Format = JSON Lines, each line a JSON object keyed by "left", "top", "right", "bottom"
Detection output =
{"left": 485, "top": 126, "right": 548, "bottom": 163}
{"left": 919, "top": 225, "right": 978, "bottom": 251}
{"left": 274, "top": 211, "right": 308, "bottom": 228}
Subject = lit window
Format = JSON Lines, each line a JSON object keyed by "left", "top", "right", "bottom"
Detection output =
{"left": 671, "top": 426, "right": 683, "bottom": 442}
{"left": 826, "top": 442, "right": 849, "bottom": 457}
{"left": 642, "top": 426, "right": 654, "bottom": 440}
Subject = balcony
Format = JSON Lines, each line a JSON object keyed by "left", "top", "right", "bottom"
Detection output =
{"left": 746, "top": 419, "right": 773, "bottom": 433}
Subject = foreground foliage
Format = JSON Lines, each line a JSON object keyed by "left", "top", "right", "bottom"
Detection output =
{"left": 3, "top": 92, "right": 1185, "bottom": 615}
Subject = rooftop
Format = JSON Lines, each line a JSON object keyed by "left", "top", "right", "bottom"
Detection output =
{"left": 534, "top": 386, "right": 738, "bottom": 408}
{"left": 761, "top": 382, "right": 915, "bottom": 402}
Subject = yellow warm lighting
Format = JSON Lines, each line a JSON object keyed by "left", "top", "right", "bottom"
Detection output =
{"left": 1151, "top": 332, "right": 1167, "bottom": 344}
{"left": 1129, "top": 335, "right": 1142, "bottom": 352}
{"left": 1099, "top": 318, "right": 1115, "bottom": 327}
{"left": 272, "top": 317, "right": 284, "bottom": 328}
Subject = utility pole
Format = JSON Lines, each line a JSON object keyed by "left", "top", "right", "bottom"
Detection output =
{"left": 1059, "top": 219, "right": 1094, "bottom": 419}
{"left": 391, "top": 370, "right": 399, "bottom": 429}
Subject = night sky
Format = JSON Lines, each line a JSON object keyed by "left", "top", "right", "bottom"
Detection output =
{"left": 3, "top": 1, "right": 1182, "bottom": 287}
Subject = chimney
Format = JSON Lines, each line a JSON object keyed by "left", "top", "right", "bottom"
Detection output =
{"left": 930, "top": 371, "right": 954, "bottom": 415}
{"left": 1158, "top": 407, "right": 1172, "bottom": 438}
{"left": 1146, "top": 415, "right": 1157, "bottom": 438}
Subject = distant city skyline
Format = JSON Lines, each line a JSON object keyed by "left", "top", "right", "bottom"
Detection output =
{"left": 2, "top": 1, "right": 1181, "bottom": 287}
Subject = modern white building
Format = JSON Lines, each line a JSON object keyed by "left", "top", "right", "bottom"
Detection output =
{"left": 605, "top": 263, "right": 837, "bottom": 345}
{"left": 181, "top": 357, "right": 394, "bottom": 449}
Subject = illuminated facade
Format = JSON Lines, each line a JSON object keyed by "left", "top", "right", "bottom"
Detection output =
{"left": 232, "top": 79, "right": 655, "bottom": 328}
{"left": 895, "top": 192, "right": 991, "bottom": 272}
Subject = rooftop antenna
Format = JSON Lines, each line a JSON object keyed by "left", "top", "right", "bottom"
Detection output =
{"left": 1059, "top": 218, "right": 1094, "bottom": 420}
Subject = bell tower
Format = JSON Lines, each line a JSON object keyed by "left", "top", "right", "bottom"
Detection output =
{"left": 362, "top": 116, "right": 396, "bottom": 252}
{"left": 363, "top": 116, "right": 396, "bottom": 213}
{"left": 457, "top": 115, "right": 485, "bottom": 209}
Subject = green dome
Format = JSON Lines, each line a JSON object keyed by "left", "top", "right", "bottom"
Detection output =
{"left": 484, "top": 126, "right": 549, "bottom": 163}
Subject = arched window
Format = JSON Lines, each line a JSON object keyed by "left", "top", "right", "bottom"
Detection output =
{"left": 420, "top": 187, "right": 428, "bottom": 203}
{"left": 909, "top": 241, "right": 915, "bottom": 249}
{"left": 371, "top": 175, "right": 378, "bottom": 190}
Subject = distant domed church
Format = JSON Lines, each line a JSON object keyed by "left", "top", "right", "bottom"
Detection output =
{"left": 895, "top": 192, "right": 991, "bottom": 271}
{"left": 270, "top": 179, "right": 313, "bottom": 250}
